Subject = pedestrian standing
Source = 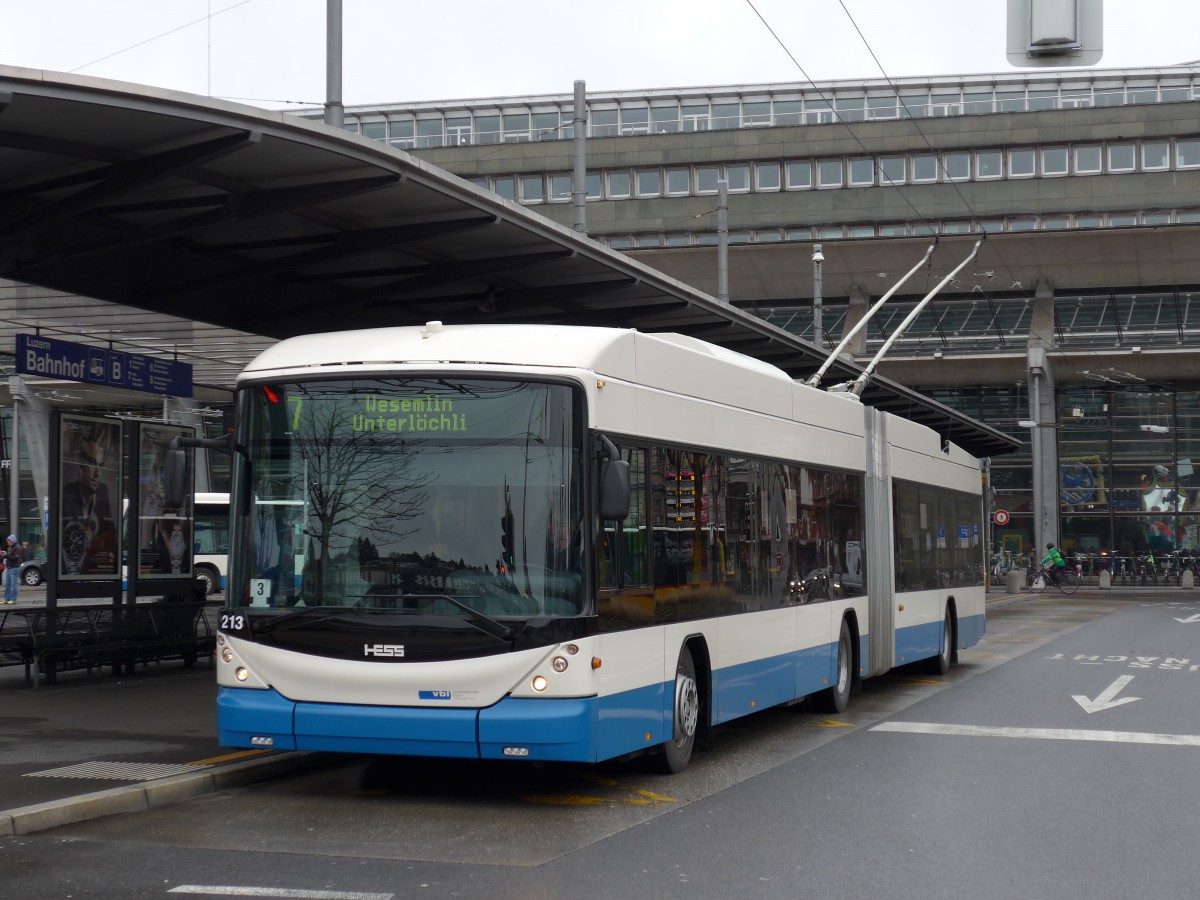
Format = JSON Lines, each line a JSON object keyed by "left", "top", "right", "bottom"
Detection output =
{"left": 4, "top": 535, "right": 22, "bottom": 604}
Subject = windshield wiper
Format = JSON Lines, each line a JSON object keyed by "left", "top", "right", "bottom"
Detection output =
{"left": 401, "top": 593, "right": 516, "bottom": 641}
{"left": 250, "top": 606, "right": 344, "bottom": 634}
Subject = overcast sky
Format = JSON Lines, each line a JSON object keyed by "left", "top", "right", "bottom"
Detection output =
{"left": 1, "top": 1, "right": 1195, "bottom": 110}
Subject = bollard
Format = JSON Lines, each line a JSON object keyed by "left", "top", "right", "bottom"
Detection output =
{"left": 1182, "top": 569, "right": 1194, "bottom": 590}
{"left": 1099, "top": 569, "right": 1111, "bottom": 590}
{"left": 1005, "top": 568, "right": 1022, "bottom": 594}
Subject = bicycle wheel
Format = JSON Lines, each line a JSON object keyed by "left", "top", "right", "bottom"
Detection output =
{"left": 1027, "top": 572, "right": 1046, "bottom": 593}
{"left": 1059, "top": 571, "right": 1080, "bottom": 594}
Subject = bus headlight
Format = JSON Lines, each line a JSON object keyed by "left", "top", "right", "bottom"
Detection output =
{"left": 552, "top": 656, "right": 568, "bottom": 673}
{"left": 235, "top": 667, "right": 250, "bottom": 682}
{"left": 221, "top": 647, "right": 234, "bottom": 663}
{"left": 531, "top": 675, "right": 549, "bottom": 692}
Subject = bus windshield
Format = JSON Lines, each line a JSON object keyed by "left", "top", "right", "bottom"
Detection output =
{"left": 229, "top": 377, "right": 585, "bottom": 619}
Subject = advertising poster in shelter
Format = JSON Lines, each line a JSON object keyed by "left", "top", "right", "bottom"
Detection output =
{"left": 58, "top": 415, "right": 122, "bottom": 579}
{"left": 137, "top": 423, "right": 195, "bottom": 579}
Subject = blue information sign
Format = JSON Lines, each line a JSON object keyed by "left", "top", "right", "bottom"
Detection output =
{"left": 16, "top": 334, "right": 192, "bottom": 397}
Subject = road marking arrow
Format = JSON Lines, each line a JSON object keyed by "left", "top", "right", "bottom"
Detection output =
{"left": 1174, "top": 614, "right": 1200, "bottom": 623}
{"left": 1072, "top": 675, "right": 1140, "bottom": 714}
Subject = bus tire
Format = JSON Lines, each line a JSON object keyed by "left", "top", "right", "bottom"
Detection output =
{"left": 926, "top": 609, "right": 954, "bottom": 675}
{"left": 817, "top": 618, "right": 853, "bottom": 714}
{"left": 195, "top": 565, "right": 219, "bottom": 596}
{"left": 655, "top": 646, "right": 699, "bottom": 774}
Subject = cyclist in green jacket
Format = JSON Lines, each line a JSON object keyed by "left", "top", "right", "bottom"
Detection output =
{"left": 1042, "top": 542, "right": 1067, "bottom": 585}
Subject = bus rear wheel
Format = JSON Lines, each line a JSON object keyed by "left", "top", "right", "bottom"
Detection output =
{"left": 654, "top": 646, "right": 699, "bottom": 774}
{"left": 194, "top": 565, "right": 219, "bottom": 595}
{"left": 926, "top": 609, "right": 953, "bottom": 675}
{"left": 816, "top": 619, "right": 853, "bottom": 713}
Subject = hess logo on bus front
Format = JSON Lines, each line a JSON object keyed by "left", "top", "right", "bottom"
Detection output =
{"left": 363, "top": 643, "right": 405, "bottom": 657}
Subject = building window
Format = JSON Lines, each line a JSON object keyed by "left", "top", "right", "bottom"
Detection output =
{"left": 1009, "top": 148, "right": 1035, "bottom": 177}
{"left": 931, "top": 92, "right": 961, "bottom": 116}
{"left": 1177, "top": 139, "right": 1200, "bottom": 169}
{"left": 755, "top": 162, "right": 782, "bottom": 191}
{"left": 743, "top": 101, "right": 771, "bottom": 125}
{"left": 943, "top": 152, "right": 970, "bottom": 181}
{"left": 835, "top": 97, "right": 865, "bottom": 122}
{"left": 996, "top": 91, "right": 1026, "bottom": 112}
{"left": 848, "top": 158, "right": 874, "bottom": 186}
{"left": 976, "top": 150, "right": 1003, "bottom": 179}
{"left": 388, "top": 119, "right": 415, "bottom": 148}
{"left": 549, "top": 174, "right": 572, "bottom": 201}
{"left": 446, "top": 116, "right": 472, "bottom": 146}
{"left": 590, "top": 109, "right": 618, "bottom": 137}
{"left": 879, "top": 224, "right": 908, "bottom": 236}
{"left": 774, "top": 100, "right": 803, "bottom": 126}
{"left": 816, "top": 226, "right": 844, "bottom": 239}
{"left": 805, "top": 99, "right": 833, "bottom": 124}
{"left": 666, "top": 234, "right": 691, "bottom": 246}
{"left": 1142, "top": 212, "right": 1172, "bottom": 225}
{"left": 786, "top": 161, "right": 812, "bottom": 189}
{"left": 1041, "top": 147, "right": 1069, "bottom": 176}
{"left": 520, "top": 175, "right": 544, "bottom": 203}
{"left": 532, "top": 111, "right": 559, "bottom": 141}
{"left": 417, "top": 118, "right": 444, "bottom": 148}
{"left": 848, "top": 225, "right": 876, "bottom": 238}
{"left": 817, "top": 159, "right": 844, "bottom": 188}
{"left": 1108, "top": 213, "right": 1138, "bottom": 227}
{"left": 475, "top": 115, "right": 501, "bottom": 145}
{"left": 606, "top": 171, "right": 631, "bottom": 198}
{"left": 878, "top": 157, "right": 905, "bottom": 185}
{"left": 586, "top": 173, "right": 602, "bottom": 200}
{"left": 696, "top": 166, "right": 720, "bottom": 193}
{"left": 1142, "top": 141, "right": 1170, "bottom": 170}
{"left": 682, "top": 105, "right": 709, "bottom": 132}
{"left": 1074, "top": 145, "right": 1102, "bottom": 174}
{"left": 636, "top": 235, "right": 661, "bottom": 248}
{"left": 911, "top": 154, "right": 938, "bottom": 182}
{"left": 726, "top": 164, "right": 751, "bottom": 192}
{"left": 1009, "top": 218, "right": 1037, "bottom": 231}
{"left": 1028, "top": 90, "right": 1057, "bottom": 110}
{"left": 666, "top": 168, "right": 691, "bottom": 195}
{"left": 502, "top": 112, "right": 531, "bottom": 142}
{"left": 621, "top": 107, "right": 649, "bottom": 136}
{"left": 636, "top": 169, "right": 661, "bottom": 197}
{"left": 867, "top": 96, "right": 897, "bottom": 119}
{"left": 361, "top": 121, "right": 386, "bottom": 140}
{"left": 1042, "top": 217, "right": 1071, "bottom": 230}
{"left": 1108, "top": 143, "right": 1136, "bottom": 172}
{"left": 1074, "top": 215, "right": 1103, "bottom": 228}
{"left": 651, "top": 106, "right": 680, "bottom": 133}
{"left": 711, "top": 103, "right": 740, "bottom": 130}
{"left": 492, "top": 176, "right": 516, "bottom": 201}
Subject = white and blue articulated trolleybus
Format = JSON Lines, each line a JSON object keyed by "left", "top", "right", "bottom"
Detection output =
{"left": 200, "top": 323, "right": 985, "bottom": 773}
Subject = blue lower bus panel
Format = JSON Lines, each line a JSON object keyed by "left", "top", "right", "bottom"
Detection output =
{"left": 217, "top": 685, "right": 669, "bottom": 763}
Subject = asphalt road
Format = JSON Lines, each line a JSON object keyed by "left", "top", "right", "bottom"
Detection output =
{"left": 4, "top": 590, "right": 1200, "bottom": 899}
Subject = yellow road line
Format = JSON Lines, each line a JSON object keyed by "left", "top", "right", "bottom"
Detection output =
{"left": 186, "top": 749, "right": 274, "bottom": 766}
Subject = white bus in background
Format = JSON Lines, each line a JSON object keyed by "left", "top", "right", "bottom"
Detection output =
{"left": 200, "top": 324, "right": 985, "bottom": 773}
{"left": 193, "top": 492, "right": 229, "bottom": 595}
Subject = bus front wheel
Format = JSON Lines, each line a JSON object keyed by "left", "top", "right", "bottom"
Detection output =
{"left": 655, "top": 646, "right": 699, "bottom": 774}
{"left": 816, "top": 618, "right": 853, "bottom": 713}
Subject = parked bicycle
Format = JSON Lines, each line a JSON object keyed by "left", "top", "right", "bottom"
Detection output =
{"left": 1026, "top": 562, "right": 1079, "bottom": 594}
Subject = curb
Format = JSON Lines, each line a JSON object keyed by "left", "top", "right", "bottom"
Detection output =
{"left": 0, "top": 751, "right": 328, "bottom": 837}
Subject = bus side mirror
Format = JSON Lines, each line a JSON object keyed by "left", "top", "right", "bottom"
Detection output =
{"left": 599, "top": 459, "right": 631, "bottom": 521}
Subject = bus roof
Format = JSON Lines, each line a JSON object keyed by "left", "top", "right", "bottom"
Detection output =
{"left": 241, "top": 324, "right": 795, "bottom": 386}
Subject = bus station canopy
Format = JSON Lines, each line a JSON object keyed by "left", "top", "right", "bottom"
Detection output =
{"left": 0, "top": 67, "right": 1017, "bottom": 457}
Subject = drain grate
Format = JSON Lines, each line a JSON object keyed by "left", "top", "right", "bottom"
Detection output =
{"left": 24, "top": 761, "right": 209, "bottom": 781}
